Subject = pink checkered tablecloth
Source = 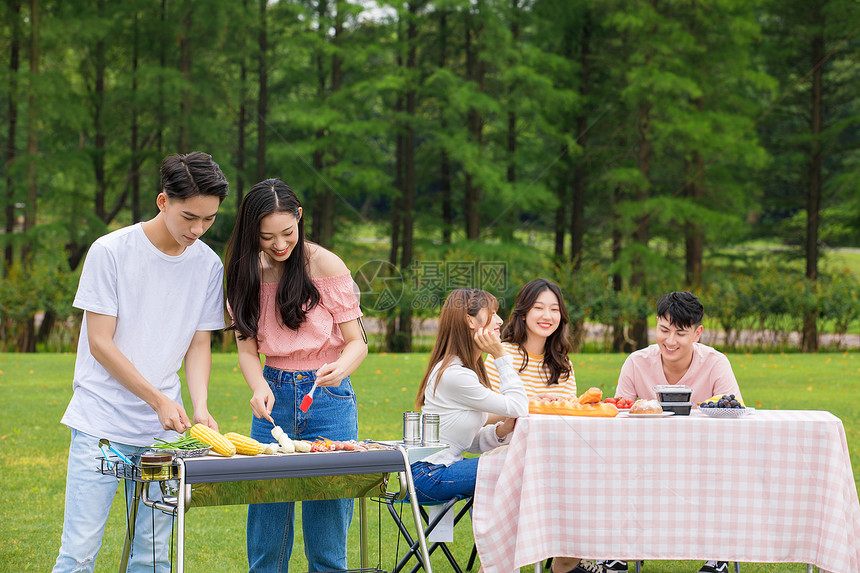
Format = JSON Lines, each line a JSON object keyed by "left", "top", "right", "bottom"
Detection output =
{"left": 473, "top": 410, "right": 860, "bottom": 573}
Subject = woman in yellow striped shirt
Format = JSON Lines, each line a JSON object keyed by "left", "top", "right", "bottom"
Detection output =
{"left": 485, "top": 278, "right": 576, "bottom": 398}
{"left": 485, "top": 279, "right": 588, "bottom": 573}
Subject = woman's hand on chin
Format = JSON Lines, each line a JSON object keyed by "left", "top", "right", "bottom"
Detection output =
{"left": 474, "top": 327, "right": 506, "bottom": 359}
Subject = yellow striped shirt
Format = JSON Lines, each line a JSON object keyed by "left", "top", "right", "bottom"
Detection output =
{"left": 485, "top": 342, "right": 577, "bottom": 398}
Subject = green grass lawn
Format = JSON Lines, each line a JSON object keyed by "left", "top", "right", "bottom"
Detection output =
{"left": 1, "top": 351, "right": 858, "bottom": 572}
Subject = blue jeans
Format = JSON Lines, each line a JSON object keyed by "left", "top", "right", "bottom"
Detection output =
{"left": 247, "top": 366, "right": 359, "bottom": 573}
{"left": 52, "top": 429, "right": 173, "bottom": 573}
{"left": 410, "top": 458, "right": 480, "bottom": 503}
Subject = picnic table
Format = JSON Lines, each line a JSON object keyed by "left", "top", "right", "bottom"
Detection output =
{"left": 472, "top": 410, "right": 860, "bottom": 573}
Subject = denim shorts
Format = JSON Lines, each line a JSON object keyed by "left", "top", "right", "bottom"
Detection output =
{"left": 410, "top": 457, "right": 480, "bottom": 503}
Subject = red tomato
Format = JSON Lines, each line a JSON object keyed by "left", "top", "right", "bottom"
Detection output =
{"left": 605, "top": 397, "right": 617, "bottom": 404}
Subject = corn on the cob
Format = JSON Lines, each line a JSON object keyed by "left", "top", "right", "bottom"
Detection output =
{"left": 189, "top": 423, "right": 236, "bottom": 457}
{"left": 225, "top": 432, "right": 264, "bottom": 456}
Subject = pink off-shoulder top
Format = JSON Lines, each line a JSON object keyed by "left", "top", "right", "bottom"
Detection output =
{"left": 256, "top": 272, "right": 362, "bottom": 371}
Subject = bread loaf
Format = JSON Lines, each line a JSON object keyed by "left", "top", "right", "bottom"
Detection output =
{"left": 630, "top": 399, "right": 662, "bottom": 414}
{"left": 578, "top": 387, "right": 603, "bottom": 405}
{"left": 529, "top": 398, "right": 618, "bottom": 417}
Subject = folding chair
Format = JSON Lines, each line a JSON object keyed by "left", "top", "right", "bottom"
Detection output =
{"left": 382, "top": 493, "right": 477, "bottom": 573}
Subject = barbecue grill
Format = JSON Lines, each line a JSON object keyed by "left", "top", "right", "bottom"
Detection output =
{"left": 99, "top": 443, "right": 440, "bottom": 573}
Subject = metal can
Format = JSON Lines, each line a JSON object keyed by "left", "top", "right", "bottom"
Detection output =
{"left": 139, "top": 453, "right": 173, "bottom": 481}
{"left": 422, "top": 413, "right": 441, "bottom": 445}
{"left": 403, "top": 411, "right": 422, "bottom": 445}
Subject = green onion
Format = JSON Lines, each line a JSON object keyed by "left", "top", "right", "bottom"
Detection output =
{"left": 151, "top": 434, "right": 209, "bottom": 450}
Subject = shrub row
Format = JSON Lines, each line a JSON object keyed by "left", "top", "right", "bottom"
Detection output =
{"left": 2, "top": 242, "right": 857, "bottom": 352}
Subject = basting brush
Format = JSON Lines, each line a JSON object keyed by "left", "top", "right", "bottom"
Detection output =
{"left": 300, "top": 383, "right": 318, "bottom": 412}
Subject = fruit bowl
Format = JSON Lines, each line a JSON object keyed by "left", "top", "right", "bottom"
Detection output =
{"left": 698, "top": 407, "right": 754, "bottom": 418}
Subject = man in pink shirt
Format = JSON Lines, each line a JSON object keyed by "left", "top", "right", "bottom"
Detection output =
{"left": 615, "top": 291, "right": 741, "bottom": 406}
{"left": 594, "top": 291, "right": 740, "bottom": 573}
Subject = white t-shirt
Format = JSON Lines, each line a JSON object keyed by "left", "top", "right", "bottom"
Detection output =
{"left": 61, "top": 224, "right": 225, "bottom": 445}
{"left": 420, "top": 354, "right": 528, "bottom": 466}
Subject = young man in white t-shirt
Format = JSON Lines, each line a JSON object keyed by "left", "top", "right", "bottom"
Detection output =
{"left": 587, "top": 292, "right": 740, "bottom": 573}
{"left": 52, "top": 152, "right": 229, "bottom": 573}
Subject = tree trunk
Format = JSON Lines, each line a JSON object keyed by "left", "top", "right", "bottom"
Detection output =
{"left": 236, "top": 0, "right": 248, "bottom": 207}
{"left": 130, "top": 11, "right": 141, "bottom": 223}
{"left": 630, "top": 102, "right": 652, "bottom": 350}
{"left": 36, "top": 309, "right": 55, "bottom": 345}
{"left": 4, "top": 0, "right": 21, "bottom": 273}
{"left": 320, "top": 0, "right": 345, "bottom": 247}
{"left": 178, "top": 2, "right": 192, "bottom": 154}
{"left": 397, "top": 1, "right": 420, "bottom": 353}
{"left": 554, "top": 159, "right": 566, "bottom": 258}
{"left": 556, "top": 21, "right": 576, "bottom": 261}
{"left": 612, "top": 189, "right": 625, "bottom": 352}
{"left": 684, "top": 96, "right": 705, "bottom": 289}
{"left": 438, "top": 9, "right": 452, "bottom": 244}
{"left": 24, "top": 0, "right": 38, "bottom": 254}
{"left": 803, "top": 9, "right": 824, "bottom": 353}
{"left": 506, "top": 0, "right": 518, "bottom": 185}
{"left": 310, "top": 0, "right": 328, "bottom": 244}
{"left": 464, "top": 6, "right": 483, "bottom": 240}
{"left": 570, "top": 154, "right": 585, "bottom": 267}
{"left": 94, "top": 0, "right": 106, "bottom": 222}
{"left": 387, "top": 29, "right": 404, "bottom": 353}
{"left": 400, "top": 1, "right": 417, "bottom": 275}
{"left": 441, "top": 151, "right": 452, "bottom": 244}
{"left": 155, "top": 0, "right": 166, "bottom": 202}
{"left": 22, "top": 0, "right": 39, "bottom": 352}
{"left": 256, "top": 0, "right": 267, "bottom": 181}
{"left": 570, "top": 18, "right": 589, "bottom": 269}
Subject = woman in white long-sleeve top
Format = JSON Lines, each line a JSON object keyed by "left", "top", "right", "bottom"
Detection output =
{"left": 410, "top": 288, "right": 529, "bottom": 503}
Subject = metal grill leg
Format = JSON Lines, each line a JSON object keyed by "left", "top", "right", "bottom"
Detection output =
{"left": 118, "top": 481, "right": 145, "bottom": 573}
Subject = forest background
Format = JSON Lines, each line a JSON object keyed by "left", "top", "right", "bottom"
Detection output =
{"left": 1, "top": 0, "right": 859, "bottom": 354}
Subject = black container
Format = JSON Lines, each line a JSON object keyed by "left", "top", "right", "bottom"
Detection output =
{"left": 653, "top": 385, "right": 693, "bottom": 403}
{"left": 660, "top": 401, "right": 692, "bottom": 416}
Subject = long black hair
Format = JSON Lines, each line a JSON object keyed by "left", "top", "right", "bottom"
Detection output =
{"left": 501, "top": 278, "right": 572, "bottom": 386}
{"left": 225, "top": 179, "right": 319, "bottom": 340}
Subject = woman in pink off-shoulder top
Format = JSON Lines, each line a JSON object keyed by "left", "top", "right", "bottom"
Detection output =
{"left": 225, "top": 178, "right": 367, "bottom": 573}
